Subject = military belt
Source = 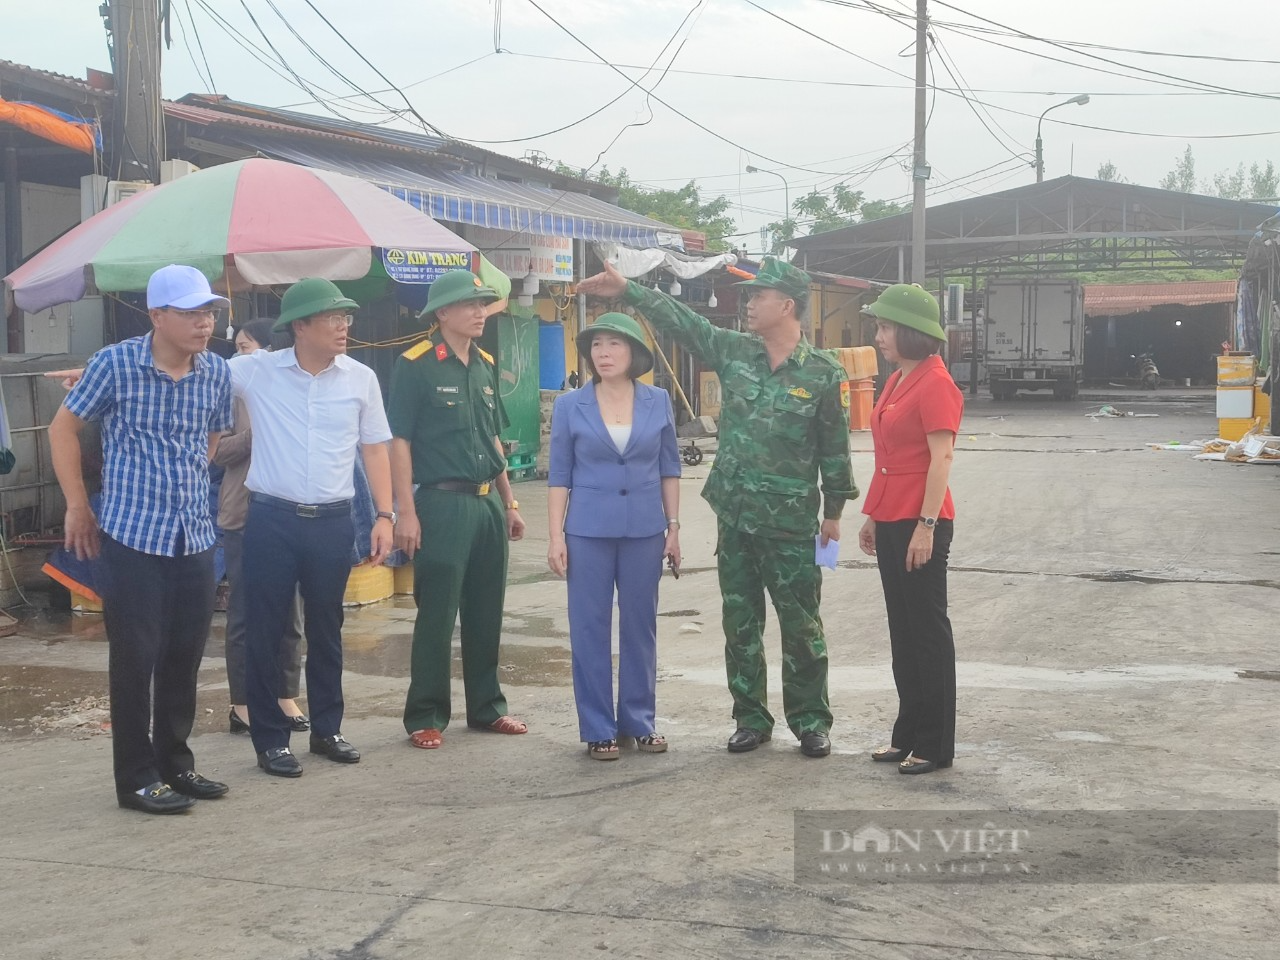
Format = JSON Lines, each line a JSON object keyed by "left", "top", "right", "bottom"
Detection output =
{"left": 427, "top": 480, "right": 497, "bottom": 496}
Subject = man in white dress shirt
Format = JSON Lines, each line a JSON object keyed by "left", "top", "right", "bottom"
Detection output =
{"left": 231, "top": 278, "right": 395, "bottom": 778}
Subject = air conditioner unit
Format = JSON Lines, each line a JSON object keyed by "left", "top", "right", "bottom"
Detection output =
{"left": 107, "top": 180, "right": 153, "bottom": 206}
{"left": 160, "top": 159, "right": 199, "bottom": 183}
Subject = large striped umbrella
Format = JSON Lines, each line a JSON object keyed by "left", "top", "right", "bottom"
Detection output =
{"left": 4, "top": 157, "right": 475, "bottom": 313}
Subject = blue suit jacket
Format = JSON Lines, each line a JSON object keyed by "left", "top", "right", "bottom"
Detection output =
{"left": 549, "top": 381, "right": 682, "bottom": 539}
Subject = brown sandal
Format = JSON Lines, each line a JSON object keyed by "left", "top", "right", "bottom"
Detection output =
{"left": 409, "top": 728, "right": 443, "bottom": 749}
{"left": 469, "top": 716, "right": 528, "bottom": 735}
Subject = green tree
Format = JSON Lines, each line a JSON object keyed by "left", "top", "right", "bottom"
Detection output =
{"left": 1247, "top": 161, "right": 1279, "bottom": 199}
{"left": 1159, "top": 145, "right": 1197, "bottom": 192}
{"left": 1211, "top": 163, "right": 1247, "bottom": 199}
{"left": 556, "top": 164, "right": 736, "bottom": 250}
{"left": 763, "top": 189, "right": 907, "bottom": 253}
{"left": 1096, "top": 160, "right": 1123, "bottom": 182}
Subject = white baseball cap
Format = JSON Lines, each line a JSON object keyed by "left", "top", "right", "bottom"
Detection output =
{"left": 146, "top": 264, "right": 231, "bottom": 310}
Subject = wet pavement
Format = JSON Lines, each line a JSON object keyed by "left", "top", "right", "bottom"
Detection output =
{"left": 3, "top": 393, "right": 1280, "bottom": 960}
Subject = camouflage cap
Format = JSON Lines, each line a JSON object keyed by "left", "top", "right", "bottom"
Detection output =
{"left": 735, "top": 256, "right": 810, "bottom": 301}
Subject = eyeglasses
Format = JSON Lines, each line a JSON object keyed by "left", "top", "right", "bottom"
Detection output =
{"left": 316, "top": 313, "right": 355, "bottom": 329}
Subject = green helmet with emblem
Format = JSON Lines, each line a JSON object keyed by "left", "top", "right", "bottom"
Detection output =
{"left": 274, "top": 278, "right": 359, "bottom": 331}
{"left": 576, "top": 312, "right": 654, "bottom": 378}
{"left": 735, "top": 256, "right": 811, "bottom": 302}
{"left": 862, "top": 283, "right": 946, "bottom": 342}
{"left": 419, "top": 270, "right": 500, "bottom": 320}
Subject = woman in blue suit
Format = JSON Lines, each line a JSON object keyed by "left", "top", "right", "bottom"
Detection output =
{"left": 548, "top": 313, "right": 682, "bottom": 760}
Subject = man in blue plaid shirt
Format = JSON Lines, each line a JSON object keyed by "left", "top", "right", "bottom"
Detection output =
{"left": 49, "top": 264, "right": 234, "bottom": 815}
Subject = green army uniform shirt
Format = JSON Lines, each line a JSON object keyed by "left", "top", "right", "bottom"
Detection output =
{"left": 387, "top": 330, "right": 509, "bottom": 486}
{"left": 623, "top": 282, "right": 858, "bottom": 540}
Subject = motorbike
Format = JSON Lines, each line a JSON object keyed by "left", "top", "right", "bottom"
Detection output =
{"left": 680, "top": 439, "right": 704, "bottom": 466}
{"left": 1130, "top": 352, "right": 1160, "bottom": 390}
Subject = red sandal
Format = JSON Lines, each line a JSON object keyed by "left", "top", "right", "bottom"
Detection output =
{"left": 469, "top": 716, "right": 527, "bottom": 735}
{"left": 408, "top": 728, "right": 443, "bottom": 749}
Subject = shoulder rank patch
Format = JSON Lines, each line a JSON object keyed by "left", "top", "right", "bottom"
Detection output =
{"left": 841, "top": 386, "right": 851, "bottom": 409}
{"left": 435, "top": 342, "right": 450, "bottom": 361}
{"left": 401, "top": 338, "right": 435, "bottom": 361}
{"left": 788, "top": 386, "right": 813, "bottom": 400}
{"left": 477, "top": 347, "right": 495, "bottom": 365}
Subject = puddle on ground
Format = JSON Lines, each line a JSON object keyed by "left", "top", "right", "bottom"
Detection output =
{"left": 341, "top": 633, "right": 572, "bottom": 686}
{"left": 0, "top": 664, "right": 110, "bottom": 735}
{"left": 1237, "top": 670, "right": 1280, "bottom": 682}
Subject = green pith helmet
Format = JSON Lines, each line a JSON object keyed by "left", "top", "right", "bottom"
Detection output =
{"left": 576, "top": 312, "right": 654, "bottom": 378}
{"left": 274, "top": 278, "right": 359, "bottom": 331}
{"left": 735, "top": 256, "right": 811, "bottom": 301}
{"left": 862, "top": 283, "right": 946, "bottom": 341}
{"left": 418, "top": 270, "right": 500, "bottom": 320}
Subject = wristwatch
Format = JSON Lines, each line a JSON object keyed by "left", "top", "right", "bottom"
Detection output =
{"left": 918, "top": 515, "right": 937, "bottom": 529}
{"left": 376, "top": 511, "right": 397, "bottom": 525}
{"left": 506, "top": 500, "right": 520, "bottom": 511}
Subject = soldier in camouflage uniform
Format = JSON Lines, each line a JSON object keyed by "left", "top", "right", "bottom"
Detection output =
{"left": 578, "top": 257, "right": 857, "bottom": 757}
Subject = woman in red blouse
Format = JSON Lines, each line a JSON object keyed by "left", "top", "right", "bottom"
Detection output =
{"left": 857, "top": 284, "right": 964, "bottom": 775}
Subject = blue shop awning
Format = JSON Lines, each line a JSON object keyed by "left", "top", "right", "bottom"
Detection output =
{"left": 235, "top": 139, "right": 685, "bottom": 250}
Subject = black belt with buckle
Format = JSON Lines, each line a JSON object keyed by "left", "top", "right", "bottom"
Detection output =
{"left": 427, "top": 480, "right": 495, "bottom": 496}
{"left": 249, "top": 492, "right": 353, "bottom": 518}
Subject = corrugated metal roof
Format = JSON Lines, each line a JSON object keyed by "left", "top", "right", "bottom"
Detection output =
{"left": 1083, "top": 280, "right": 1237, "bottom": 317}
{"left": 165, "top": 101, "right": 431, "bottom": 155}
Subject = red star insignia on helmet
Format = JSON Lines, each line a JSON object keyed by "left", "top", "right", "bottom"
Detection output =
{"left": 435, "top": 342, "right": 449, "bottom": 361}
{"left": 474, "top": 277, "right": 483, "bottom": 287}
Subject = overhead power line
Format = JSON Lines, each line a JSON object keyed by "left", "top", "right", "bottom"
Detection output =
{"left": 296, "top": 0, "right": 449, "bottom": 137}
{"left": 513, "top": 0, "right": 875, "bottom": 176}
{"left": 461, "top": 1, "right": 705, "bottom": 147}
{"left": 930, "top": 0, "right": 1280, "bottom": 102}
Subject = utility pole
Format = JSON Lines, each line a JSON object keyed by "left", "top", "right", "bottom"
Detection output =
{"left": 910, "top": 0, "right": 929, "bottom": 283}
{"left": 108, "top": 0, "right": 164, "bottom": 183}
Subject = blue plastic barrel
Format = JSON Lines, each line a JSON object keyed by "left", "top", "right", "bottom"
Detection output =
{"left": 538, "top": 321, "right": 566, "bottom": 389}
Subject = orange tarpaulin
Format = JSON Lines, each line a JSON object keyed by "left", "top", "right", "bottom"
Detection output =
{"left": 0, "top": 97, "right": 97, "bottom": 154}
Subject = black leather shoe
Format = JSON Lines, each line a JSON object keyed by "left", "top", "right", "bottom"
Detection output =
{"left": 871, "top": 746, "right": 910, "bottom": 763}
{"left": 169, "top": 770, "right": 229, "bottom": 799}
{"left": 898, "top": 757, "right": 954, "bottom": 775}
{"left": 257, "top": 747, "right": 303, "bottom": 778}
{"left": 228, "top": 708, "right": 250, "bottom": 735}
{"left": 310, "top": 733, "right": 361, "bottom": 763}
{"left": 287, "top": 714, "right": 311, "bottom": 733}
{"left": 800, "top": 731, "right": 831, "bottom": 758}
{"left": 117, "top": 782, "right": 196, "bottom": 814}
{"left": 727, "top": 728, "right": 771, "bottom": 753}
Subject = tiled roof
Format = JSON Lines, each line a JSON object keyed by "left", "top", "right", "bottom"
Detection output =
{"left": 1084, "top": 281, "right": 1238, "bottom": 316}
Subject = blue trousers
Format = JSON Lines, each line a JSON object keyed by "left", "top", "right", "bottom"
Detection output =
{"left": 243, "top": 501, "right": 354, "bottom": 754}
{"left": 565, "top": 533, "right": 664, "bottom": 743}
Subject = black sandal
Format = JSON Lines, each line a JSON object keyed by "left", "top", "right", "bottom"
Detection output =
{"left": 587, "top": 739, "right": 619, "bottom": 761}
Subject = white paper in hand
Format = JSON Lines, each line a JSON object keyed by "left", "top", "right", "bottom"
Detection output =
{"left": 815, "top": 535, "right": 840, "bottom": 570}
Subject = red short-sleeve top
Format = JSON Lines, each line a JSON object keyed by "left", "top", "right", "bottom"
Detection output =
{"left": 861, "top": 354, "right": 964, "bottom": 522}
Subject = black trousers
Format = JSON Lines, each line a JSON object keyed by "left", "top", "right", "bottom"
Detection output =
{"left": 243, "top": 500, "right": 353, "bottom": 754}
{"left": 97, "top": 534, "right": 217, "bottom": 795}
{"left": 874, "top": 519, "right": 956, "bottom": 764}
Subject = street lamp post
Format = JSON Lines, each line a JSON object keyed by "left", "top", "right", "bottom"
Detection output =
{"left": 746, "top": 164, "right": 790, "bottom": 242}
{"left": 1035, "top": 94, "right": 1090, "bottom": 182}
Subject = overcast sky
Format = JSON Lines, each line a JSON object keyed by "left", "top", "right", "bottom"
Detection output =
{"left": 7, "top": 1, "right": 1278, "bottom": 251}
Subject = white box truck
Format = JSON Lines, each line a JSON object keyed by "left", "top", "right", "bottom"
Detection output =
{"left": 985, "top": 279, "right": 1084, "bottom": 400}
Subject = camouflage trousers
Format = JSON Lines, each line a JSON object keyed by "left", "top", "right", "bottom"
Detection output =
{"left": 716, "top": 520, "right": 832, "bottom": 738}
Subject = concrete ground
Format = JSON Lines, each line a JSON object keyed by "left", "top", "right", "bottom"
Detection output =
{"left": 2, "top": 392, "right": 1278, "bottom": 960}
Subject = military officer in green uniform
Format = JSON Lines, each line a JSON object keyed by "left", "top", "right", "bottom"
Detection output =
{"left": 578, "top": 257, "right": 857, "bottom": 758}
{"left": 388, "top": 270, "right": 529, "bottom": 750}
